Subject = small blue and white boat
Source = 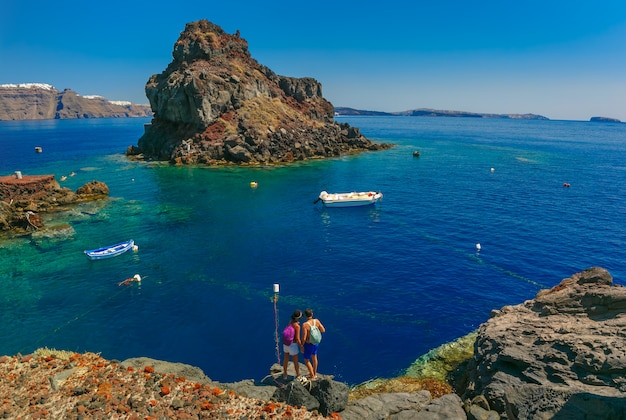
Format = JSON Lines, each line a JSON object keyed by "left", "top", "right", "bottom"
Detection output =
{"left": 84, "top": 239, "right": 135, "bottom": 260}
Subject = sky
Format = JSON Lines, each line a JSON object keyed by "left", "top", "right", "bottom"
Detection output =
{"left": 1, "top": 1, "right": 625, "bottom": 121}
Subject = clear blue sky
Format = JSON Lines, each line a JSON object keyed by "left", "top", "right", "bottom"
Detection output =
{"left": 2, "top": 0, "right": 625, "bottom": 121}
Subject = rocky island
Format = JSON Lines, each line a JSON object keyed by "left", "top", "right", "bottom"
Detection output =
{"left": 0, "top": 83, "right": 152, "bottom": 120}
{"left": 126, "top": 20, "right": 391, "bottom": 165}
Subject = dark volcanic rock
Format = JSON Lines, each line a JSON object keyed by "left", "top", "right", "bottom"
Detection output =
{"left": 0, "top": 173, "right": 109, "bottom": 235}
{"left": 130, "top": 19, "right": 391, "bottom": 165}
{"left": 459, "top": 267, "right": 626, "bottom": 419}
{"left": 0, "top": 83, "right": 152, "bottom": 121}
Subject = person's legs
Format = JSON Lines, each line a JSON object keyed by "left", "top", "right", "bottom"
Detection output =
{"left": 311, "top": 354, "right": 318, "bottom": 379}
{"left": 303, "top": 343, "right": 315, "bottom": 377}
{"left": 304, "top": 358, "right": 314, "bottom": 377}
{"left": 282, "top": 351, "right": 290, "bottom": 379}
{"left": 291, "top": 354, "right": 300, "bottom": 377}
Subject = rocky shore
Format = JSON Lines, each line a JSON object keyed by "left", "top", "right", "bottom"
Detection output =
{"left": 0, "top": 173, "right": 109, "bottom": 235}
{"left": 2, "top": 267, "right": 624, "bottom": 419}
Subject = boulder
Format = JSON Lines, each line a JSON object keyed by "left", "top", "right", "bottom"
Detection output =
{"left": 459, "top": 267, "right": 626, "bottom": 419}
{"left": 272, "top": 380, "right": 321, "bottom": 412}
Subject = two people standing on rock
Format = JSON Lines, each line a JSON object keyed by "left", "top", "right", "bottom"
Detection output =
{"left": 281, "top": 308, "right": 325, "bottom": 380}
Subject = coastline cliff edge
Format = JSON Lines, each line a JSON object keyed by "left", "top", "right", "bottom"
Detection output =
{"left": 2, "top": 267, "right": 625, "bottom": 419}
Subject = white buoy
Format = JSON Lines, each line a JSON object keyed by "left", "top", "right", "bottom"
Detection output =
{"left": 476, "top": 243, "right": 481, "bottom": 251}
{"left": 490, "top": 167, "right": 495, "bottom": 172}
{"left": 273, "top": 283, "right": 280, "bottom": 293}
{"left": 250, "top": 181, "right": 258, "bottom": 188}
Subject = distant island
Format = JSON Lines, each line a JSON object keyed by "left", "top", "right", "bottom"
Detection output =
{"left": 0, "top": 83, "right": 152, "bottom": 121}
{"left": 335, "top": 107, "right": 549, "bottom": 120}
{"left": 590, "top": 116, "right": 622, "bottom": 123}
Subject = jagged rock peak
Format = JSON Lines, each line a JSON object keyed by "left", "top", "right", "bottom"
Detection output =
{"left": 171, "top": 20, "right": 250, "bottom": 65}
{"left": 130, "top": 19, "right": 391, "bottom": 165}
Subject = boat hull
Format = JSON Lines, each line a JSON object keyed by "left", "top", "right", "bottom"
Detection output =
{"left": 84, "top": 239, "right": 135, "bottom": 260}
{"left": 319, "top": 191, "right": 382, "bottom": 208}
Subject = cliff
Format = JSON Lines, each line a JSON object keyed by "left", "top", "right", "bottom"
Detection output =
{"left": 458, "top": 267, "right": 626, "bottom": 419}
{"left": 128, "top": 20, "right": 391, "bottom": 165}
{"left": 0, "top": 84, "right": 152, "bottom": 120}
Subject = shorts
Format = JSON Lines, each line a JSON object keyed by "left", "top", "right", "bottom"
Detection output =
{"left": 283, "top": 343, "right": 299, "bottom": 356}
{"left": 303, "top": 343, "right": 319, "bottom": 360}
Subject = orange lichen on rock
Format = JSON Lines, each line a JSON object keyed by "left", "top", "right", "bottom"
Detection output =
{"left": 0, "top": 351, "right": 328, "bottom": 419}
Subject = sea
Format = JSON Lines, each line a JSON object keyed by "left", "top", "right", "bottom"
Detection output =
{"left": 1, "top": 116, "right": 625, "bottom": 385}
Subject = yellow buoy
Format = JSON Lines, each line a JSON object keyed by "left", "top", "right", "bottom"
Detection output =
{"left": 250, "top": 181, "right": 258, "bottom": 188}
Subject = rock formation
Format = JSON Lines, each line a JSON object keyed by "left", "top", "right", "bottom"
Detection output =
{"left": 0, "top": 83, "right": 152, "bottom": 120}
{"left": 0, "top": 173, "right": 109, "bottom": 234}
{"left": 458, "top": 267, "right": 626, "bottom": 419}
{"left": 128, "top": 20, "right": 391, "bottom": 165}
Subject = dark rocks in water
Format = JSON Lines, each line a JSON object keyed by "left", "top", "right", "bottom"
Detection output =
{"left": 129, "top": 20, "right": 392, "bottom": 165}
{"left": 0, "top": 173, "right": 109, "bottom": 235}
{"left": 458, "top": 267, "right": 626, "bottom": 419}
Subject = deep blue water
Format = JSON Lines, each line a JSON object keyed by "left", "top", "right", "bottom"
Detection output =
{"left": 1, "top": 116, "right": 625, "bottom": 385}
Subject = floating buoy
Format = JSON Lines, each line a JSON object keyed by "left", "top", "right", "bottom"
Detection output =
{"left": 490, "top": 168, "right": 495, "bottom": 172}
{"left": 476, "top": 243, "right": 481, "bottom": 251}
{"left": 250, "top": 181, "right": 258, "bottom": 188}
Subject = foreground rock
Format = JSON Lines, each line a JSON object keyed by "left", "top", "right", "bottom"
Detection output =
{"left": 0, "top": 83, "right": 152, "bottom": 120}
{"left": 459, "top": 267, "right": 626, "bottom": 418}
{"left": 0, "top": 174, "right": 109, "bottom": 234}
{"left": 128, "top": 20, "right": 391, "bottom": 165}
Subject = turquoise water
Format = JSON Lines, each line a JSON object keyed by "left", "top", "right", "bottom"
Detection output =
{"left": 1, "top": 117, "right": 625, "bottom": 384}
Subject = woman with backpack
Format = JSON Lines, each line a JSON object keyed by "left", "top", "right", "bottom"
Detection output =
{"left": 302, "top": 308, "right": 325, "bottom": 380}
{"left": 281, "top": 309, "right": 303, "bottom": 380}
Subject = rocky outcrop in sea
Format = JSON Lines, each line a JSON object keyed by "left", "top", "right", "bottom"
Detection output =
{"left": 127, "top": 20, "right": 391, "bottom": 165}
{"left": 0, "top": 173, "right": 109, "bottom": 235}
{"left": 0, "top": 83, "right": 152, "bottom": 120}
